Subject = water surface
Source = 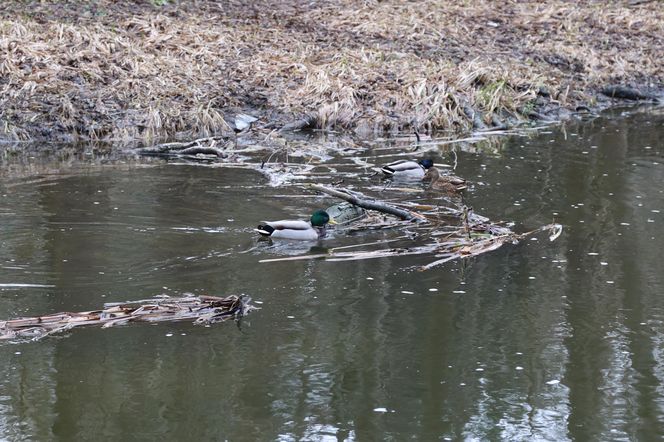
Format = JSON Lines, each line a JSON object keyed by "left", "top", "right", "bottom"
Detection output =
{"left": 1, "top": 107, "right": 663, "bottom": 441}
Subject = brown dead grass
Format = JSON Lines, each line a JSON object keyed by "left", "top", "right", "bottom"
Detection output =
{"left": 0, "top": 0, "right": 662, "bottom": 141}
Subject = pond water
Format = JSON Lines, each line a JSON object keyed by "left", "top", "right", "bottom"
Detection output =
{"left": 0, "top": 106, "right": 663, "bottom": 441}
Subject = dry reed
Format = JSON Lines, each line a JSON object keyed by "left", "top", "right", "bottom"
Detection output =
{"left": 1, "top": 0, "right": 661, "bottom": 141}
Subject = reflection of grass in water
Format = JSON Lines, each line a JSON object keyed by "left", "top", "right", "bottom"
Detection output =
{"left": 0, "top": 143, "right": 158, "bottom": 181}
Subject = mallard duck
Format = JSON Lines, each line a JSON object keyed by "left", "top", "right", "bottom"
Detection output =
{"left": 256, "top": 210, "right": 337, "bottom": 240}
{"left": 380, "top": 159, "right": 434, "bottom": 178}
{"left": 422, "top": 167, "right": 467, "bottom": 193}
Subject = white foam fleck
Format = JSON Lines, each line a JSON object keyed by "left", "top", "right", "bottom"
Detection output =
{"left": 0, "top": 283, "right": 55, "bottom": 288}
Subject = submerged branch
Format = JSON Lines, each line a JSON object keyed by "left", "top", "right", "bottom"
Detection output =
{"left": 600, "top": 85, "right": 661, "bottom": 102}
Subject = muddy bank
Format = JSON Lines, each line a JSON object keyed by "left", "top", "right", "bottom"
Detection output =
{"left": 0, "top": 0, "right": 662, "bottom": 142}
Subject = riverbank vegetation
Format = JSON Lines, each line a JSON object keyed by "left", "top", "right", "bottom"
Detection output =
{"left": 1, "top": 0, "right": 662, "bottom": 142}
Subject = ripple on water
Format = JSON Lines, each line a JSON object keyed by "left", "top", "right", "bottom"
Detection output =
{"left": 0, "top": 111, "right": 663, "bottom": 440}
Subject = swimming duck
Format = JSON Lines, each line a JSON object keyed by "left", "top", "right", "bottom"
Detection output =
{"left": 256, "top": 210, "right": 337, "bottom": 240}
{"left": 422, "top": 167, "right": 467, "bottom": 193}
{"left": 380, "top": 159, "right": 434, "bottom": 179}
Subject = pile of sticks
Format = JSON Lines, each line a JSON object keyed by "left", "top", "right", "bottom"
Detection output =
{"left": 0, "top": 294, "right": 255, "bottom": 342}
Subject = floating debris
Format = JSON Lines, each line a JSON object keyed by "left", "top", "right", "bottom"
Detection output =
{"left": 0, "top": 294, "right": 256, "bottom": 342}
{"left": 135, "top": 135, "right": 236, "bottom": 158}
{"left": 259, "top": 184, "right": 564, "bottom": 270}
{"left": 0, "top": 283, "right": 55, "bottom": 288}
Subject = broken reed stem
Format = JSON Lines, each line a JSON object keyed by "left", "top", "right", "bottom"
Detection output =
{"left": 419, "top": 223, "right": 563, "bottom": 270}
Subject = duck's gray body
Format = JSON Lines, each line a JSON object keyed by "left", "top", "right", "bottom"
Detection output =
{"left": 381, "top": 160, "right": 432, "bottom": 179}
{"left": 256, "top": 210, "right": 333, "bottom": 241}
{"left": 257, "top": 220, "right": 325, "bottom": 240}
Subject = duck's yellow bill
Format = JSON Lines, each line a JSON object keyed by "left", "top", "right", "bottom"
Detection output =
{"left": 328, "top": 218, "right": 338, "bottom": 225}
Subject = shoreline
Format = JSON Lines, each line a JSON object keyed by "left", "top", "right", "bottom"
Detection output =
{"left": 1, "top": 0, "right": 662, "bottom": 143}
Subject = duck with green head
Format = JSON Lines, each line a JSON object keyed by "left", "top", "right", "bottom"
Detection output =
{"left": 256, "top": 210, "right": 337, "bottom": 240}
{"left": 422, "top": 167, "right": 467, "bottom": 193}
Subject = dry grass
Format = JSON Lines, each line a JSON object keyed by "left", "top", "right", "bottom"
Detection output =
{"left": 0, "top": 0, "right": 662, "bottom": 141}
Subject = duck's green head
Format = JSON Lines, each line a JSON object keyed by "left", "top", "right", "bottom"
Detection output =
{"left": 310, "top": 210, "right": 336, "bottom": 227}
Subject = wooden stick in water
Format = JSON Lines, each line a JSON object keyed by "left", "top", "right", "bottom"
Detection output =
{"left": 309, "top": 184, "right": 425, "bottom": 221}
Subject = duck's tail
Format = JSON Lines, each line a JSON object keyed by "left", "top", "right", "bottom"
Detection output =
{"left": 380, "top": 166, "right": 395, "bottom": 176}
{"left": 256, "top": 224, "right": 274, "bottom": 236}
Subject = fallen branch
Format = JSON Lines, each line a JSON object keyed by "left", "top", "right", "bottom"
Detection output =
{"left": 310, "top": 184, "right": 424, "bottom": 221}
{"left": 178, "top": 146, "right": 226, "bottom": 156}
{"left": 280, "top": 114, "right": 317, "bottom": 132}
{"left": 0, "top": 294, "right": 257, "bottom": 342}
{"left": 135, "top": 136, "right": 233, "bottom": 156}
{"left": 600, "top": 85, "right": 660, "bottom": 102}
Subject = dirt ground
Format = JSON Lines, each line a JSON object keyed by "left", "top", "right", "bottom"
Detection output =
{"left": 0, "top": 0, "right": 662, "bottom": 142}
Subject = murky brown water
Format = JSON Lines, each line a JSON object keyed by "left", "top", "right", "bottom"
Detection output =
{"left": 1, "top": 106, "right": 663, "bottom": 441}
